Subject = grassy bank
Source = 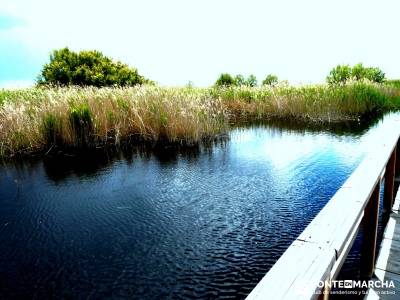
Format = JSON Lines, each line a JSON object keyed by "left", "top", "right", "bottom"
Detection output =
{"left": 0, "top": 81, "right": 399, "bottom": 157}
{"left": 215, "top": 81, "right": 400, "bottom": 122}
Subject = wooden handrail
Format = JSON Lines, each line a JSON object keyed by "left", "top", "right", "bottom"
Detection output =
{"left": 246, "top": 120, "right": 400, "bottom": 300}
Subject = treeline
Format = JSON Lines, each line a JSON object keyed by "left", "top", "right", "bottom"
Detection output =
{"left": 214, "top": 64, "right": 386, "bottom": 87}
{"left": 38, "top": 48, "right": 390, "bottom": 88}
{"left": 326, "top": 63, "right": 385, "bottom": 85}
{"left": 214, "top": 73, "right": 279, "bottom": 87}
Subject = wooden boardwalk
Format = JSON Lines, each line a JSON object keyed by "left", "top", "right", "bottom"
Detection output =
{"left": 366, "top": 183, "right": 400, "bottom": 299}
{"left": 246, "top": 120, "right": 400, "bottom": 300}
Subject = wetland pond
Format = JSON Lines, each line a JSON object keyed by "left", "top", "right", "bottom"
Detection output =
{"left": 1, "top": 113, "right": 399, "bottom": 299}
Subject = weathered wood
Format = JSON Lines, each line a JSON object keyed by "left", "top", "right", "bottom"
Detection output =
{"left": 392, "top": 192, "right": 400, "bottom": 213}
{"left": 360, "top": 182, "right": 380, "bottom": 278}
{"left": 384, "top": 148, "right": 396, "bottom": 212}
{"left": 365, "top": 269, "right": 400, "bottom": 300}
{"left": 366, "top": 206, "right": 400, "bottom": 299}
{"left": 246, "top": 240, "right": 336, "bottom": 300}
{"left": 396, "top": 140, "right": 400, "bottom": 176}
{"left": 246, "top": 122, "right": 400, "bottom": 300}
{"left": 375, "top": 228, "right": 400, "bottom": 275}
{"left": 383, "top": 214, "right": 400, "bottom": 241}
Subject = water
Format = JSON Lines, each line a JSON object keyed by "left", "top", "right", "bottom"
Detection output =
{"left": 0, "top": 114, "right": 398, "bottom": 299}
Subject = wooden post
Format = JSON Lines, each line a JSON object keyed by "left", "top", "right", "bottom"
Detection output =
{"left": 396, "top": 140, "right": 400, "bottom": 177}
{"left": 316, "top": 276, "right": 331, "bottom": 300}
{"left": 360, "top": 182, "right": 380, "bottom": 278}
{"left": 384, "top": 148, "right": 396, "bottom": 212}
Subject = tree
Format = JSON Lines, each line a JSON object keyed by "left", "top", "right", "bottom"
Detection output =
{"left": 326, "top": 64, "right": 352, "bottom": 85}
{"left": 327, "top": 63, "right": 385, "bottom": 85}
{"left": 246, "top": 74, "right": 258, "bottom": 87}
{"left": 262, "top": 74, "right": 278, "bottom": 86}
{"left": 215, "top": 73, "right": 235, "bottom": 87}
{"left": 363, "top": 67, "right": 385, "bottom": 83}
{"left": 215, "top": 73, "right": 257, "bottom": 87}
{"left": 37, "top": 47, "right": 150, "bottom": 87}
{"left": 351, "top": 63, "right": 366, "bottom": 80}
{"left": 234, "top": 74, "right": 246, "bottom": 86}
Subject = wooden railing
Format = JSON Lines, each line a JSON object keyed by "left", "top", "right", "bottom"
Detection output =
{"left": 246, "top": 121, "right": 400, "bottom": 300}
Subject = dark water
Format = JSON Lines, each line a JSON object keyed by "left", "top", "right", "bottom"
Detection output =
{"left": 0, "top": 114, "right": 398, "bottom": 299}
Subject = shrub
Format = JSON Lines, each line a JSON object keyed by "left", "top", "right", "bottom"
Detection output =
{"left": 215, "top": 73, "right": 235, "bottom": 87}
{"left": 37, "top": 47, "right": 150, "bottom": 87}
{"left": 351, "top": 63, "right": 366, "bottom": 80}
{"left": 262, "top": 74, "right": 279, "bottom": 86}
{"left": 229, "top": 74, "right": 258, "bottom": 87}
{"left": 326, "top": 65, "right": 352, "bottom": 85}
{"left": 327, "top": 63, "right": 385, "bottom": 85}
{"left": 246, "top": 74, "right": 258, "bottom": 87}
{"left": 363, "top": 67, "right": 385, "bottom": 83}
{"left": 234, "top": 74, "right": 246, "bottom": 86}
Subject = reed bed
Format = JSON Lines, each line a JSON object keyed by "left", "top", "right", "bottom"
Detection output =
{"left": 215, "top": 81, "right": 400, "bottom": 122}
{"left": 0, "top": 81, "right": 399, "bottom": 157}
{"left": 0, "top": 86, "right": 226, "bottom": 156}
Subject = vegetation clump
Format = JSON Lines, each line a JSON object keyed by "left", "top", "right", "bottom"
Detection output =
{"left": 1, "top": 81, "right": 399, "bottom": 157}
{"left": 37, "top": 48, "right": 151, "bottom": 87}
{"left": 327, "top": 63, "right": 385, "bottom": 85}
{"left": 0, "top": 86, "right": 227, "bottom": 156}
{"left": 262, "top": 74, "right": 279, "bottom": 86}
{"left": 0, "top": 54, "right": 399, "bottom": 157}
{"left": 215, "top": 73, "right": 258, "bottom": 87}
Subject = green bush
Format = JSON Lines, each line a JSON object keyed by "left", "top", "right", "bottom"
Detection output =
{"left": 262, "top": 74, "right": 278, "bottom": 86}
{"left": 215, "top": 73, "right": 235, "bottom": 86}
{"left": 326, "top": 65, "right": 352, "bottom": 85}
{"left": 234, "top": 74, "right": 246, "bottom": 86}
{"left": 363, "top": 67, "right": 385, "bottom": 83}
{"left": 246, "top": 74, "right": 258, "bottom": 87}
{"left": 215, "top": 73, "right": 257, "bottom": 87}
{"left": 327, "top": 63, "right": 385, "bottom": 85}
{"left": 37, "top": 47, "right": 150, "bottom": 87}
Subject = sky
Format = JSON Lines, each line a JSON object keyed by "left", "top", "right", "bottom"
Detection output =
{"left": 0, "top": 0, "right": 399, "bottom": 87}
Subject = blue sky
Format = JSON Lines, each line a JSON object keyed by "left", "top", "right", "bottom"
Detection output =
{"left": 1, "top": 0, "right": 399, "bottom": 87}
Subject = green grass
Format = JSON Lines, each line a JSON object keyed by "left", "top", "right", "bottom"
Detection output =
{"left": 0, "top": 81, "right": 399, "bottom": 157}
{"left": 385, "top": 79, "right": 400, "bottom": 89}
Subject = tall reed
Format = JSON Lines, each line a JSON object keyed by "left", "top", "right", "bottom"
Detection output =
{"left": 0, "top": 81, "right": 399, "bottom": 157}
{"left": 0, "top": 86, "right": 226, "bottom": 156}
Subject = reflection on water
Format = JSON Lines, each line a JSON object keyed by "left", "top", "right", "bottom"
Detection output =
{"left": 0, "top": 113, "right": 398, "bottom": 299}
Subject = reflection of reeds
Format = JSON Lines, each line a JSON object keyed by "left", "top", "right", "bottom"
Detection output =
{"left": 0, "top": 81, "right": 399, "bottom": 157}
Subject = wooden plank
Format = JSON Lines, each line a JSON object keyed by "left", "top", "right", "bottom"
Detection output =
{"left": 375, "top": 238, "right": 400, "bottom": 275}
{"left": 330, "top": 213, "right": 362, "bottom": 280}
{"left": 246, "top": 126, "right": 400, "bottom": 300}
{"left": 246, "top": 240, "right": 336, "bottom": 300}
{"left": 392, "top": 191, "right": 400, "bottom": 213}
{"left": 367, "top": 269, "right": 400, "bottom": 300}
{"left": 384, "top": 148, "right": 396, "bottom": 212}
{"left": 383, "top": 214, "right": 400, "bottom": 241}
{"left": 396, "top": 140, "right": 400, "bottom": 176}
{"left": 297, "top": 130, "right": 399, "bottom": 259}
{"left": 361, "top": 183, "right": 381, "bottom": 277}
{"left": 364, "top": 288, "right": 380, "bottom": 299}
